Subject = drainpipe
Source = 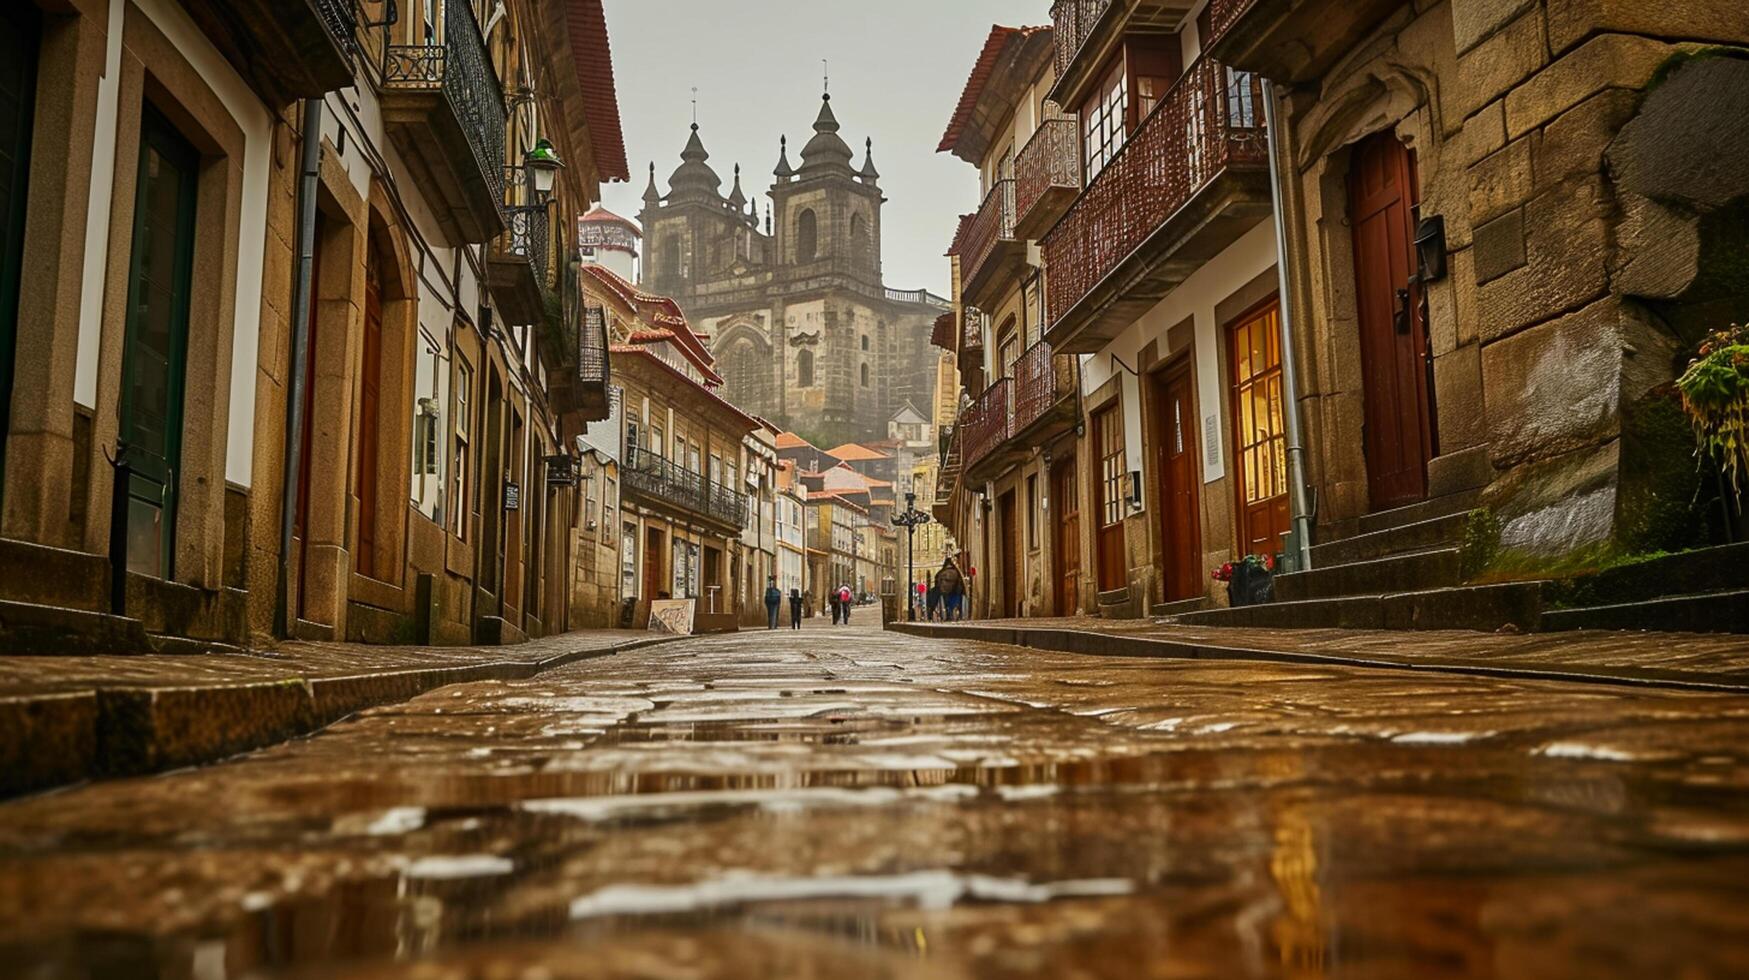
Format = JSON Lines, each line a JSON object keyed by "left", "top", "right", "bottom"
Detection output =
{"left": 275, "top": 97, "right": 325, "bottom": 638}
{"left": 1262, "top": 79, "right": 1314, "bottom": 574}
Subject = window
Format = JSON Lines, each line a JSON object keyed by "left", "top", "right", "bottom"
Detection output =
{"left": 620, "top": 521, "right": 637, "bottom": 598}
{"left": 1097, "top": 406, "right": 1125, "bottom": 529}
{"left": 860, "top": 363, "right": 870, "bottom": 388}
{"left": 860, "top": 334, "right": 869, "bottom": 351}
{"left": 1083, "top": 62, "right": 1128, "bottom": 181}
{"left": 850, "top": 213, "right": 869, "bottom": 268}
{"left": 1027, "top": 475, "right": 1039, "bottom": 550}
{"left": 420, "top": 0, "right": 437, "bottom": 44}
{"left": 797, "top": 348, "right": 815, "bottom": 387}
{"left": 451, "top": 360, "right": 472, "bottom": 540}
{"left": 625, "top": 406, "right": 641, "bottom": 461}
{"left": 795, "top": 208, "right": 817, "bottom": 263}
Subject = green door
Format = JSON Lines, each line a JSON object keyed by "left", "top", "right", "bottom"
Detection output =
{"left": 119, "top": 108, "right": 199, "bottom": 578}
{"left": 0, "top": 3, "right": 39, "bottom": 496}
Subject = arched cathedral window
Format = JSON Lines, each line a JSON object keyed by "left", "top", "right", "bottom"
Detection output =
{"left": 797, "top": 348, "right": 815, "bottom": 388}
{"left": 850, "top": 213, "right": 869, "bottom": 269}
{"left": 796, "top": 209, "right": 818, "bottom": 263}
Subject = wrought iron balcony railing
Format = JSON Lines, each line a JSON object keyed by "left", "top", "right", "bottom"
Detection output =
{"left": 1015, "top": 115, "right": 1079, "bottom": 232}
{"left": 961, "top": 179, "right": 1017, "bottom": 293}
{"left": 1041, "top": 58, "right": 1268, "bottom": 329}
{"left": 579, "top": 304, "right": 609, "bottom": 387}
{"left": 382, "top": 0, "right": 507, "bottom": 213}
{"left": 1011, "top": 340, "right": 1077, "bottom": 435}
{"left": 313, "top": 0, "right": 361, "bottom": 56}
{"left": 1051, "top": 0, "right": 1112, "bottom": 82}
{"left": 624, "top": 446, "right": 750, "bottom": 530}
{"left": 959, "top": 377, "right": 1012, "bottom": 474}
{"left": 502, "top": 205, "right": 550, "bottom": 284}
{"left": 1205, "top": 0, "right": 1256, "bottom": 48}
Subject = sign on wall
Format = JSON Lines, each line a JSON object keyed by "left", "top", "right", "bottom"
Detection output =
{"left": 545, "top": 454, "right": 577, "bottom": 487}
{"left": 503, "top": 481, "right": 521, "bottom": 512}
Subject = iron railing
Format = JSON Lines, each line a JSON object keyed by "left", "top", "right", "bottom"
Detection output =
{"left": 1012, "top": 340, "right": 1076, "bottom": 434}
{"left": 1205, "top": 0, "right": 1258, "bottom": 49}
{"left": 1051, "top": 0, "right": 1112, "bottom": 81}
{"left": 884, "top": 287, "right": 951, "bottom": 307}
{"left": 624, "top": 446, "right": 750, "bottom": 529}
{"left": 502, "top": 205, "right": 550, "bottom": 283}
{"left": 961, "top": 179, "right": 1017, "bottom": 291}
{"left": 382, "top": 0, "right": 507, "bottom": 213}
{"left": 579, "top": 304, "right": 609, "bottom": 386}
{"left": 1041, "top": 58, "right": 1268, "bottom": 329}
{"left": 960, "top": 377, "right": 1012, "bottom": 473}
{"left": 313, "top": 0, "right": 361, "bottom": 56}
{"left": 1015, "top": 115, "right": 1080, "bottom": 229}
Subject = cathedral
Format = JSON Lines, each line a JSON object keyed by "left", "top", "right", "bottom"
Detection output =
{"left": 639, "top": 91, "right": 948, "bottom": 446}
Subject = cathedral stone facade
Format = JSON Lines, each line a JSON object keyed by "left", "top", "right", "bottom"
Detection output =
{"left": 640, "top": 93, "right": 948, "bottom": 446}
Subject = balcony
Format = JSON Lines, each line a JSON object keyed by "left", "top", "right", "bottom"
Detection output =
{"left": 1206, "top": 0, "right": 1406, "bottom": 84}
{"left": 1048, "top": 0, "right": 1200, "bottom": 109}
{"left": 623, "top": 447, "right": 750, "bottom": 534}
{"left": 1015, "top": 116, "right": 1081, "bottom": 240}
{"left": 1042, "top": 58, "right": 1272, "bottom": 353}
{"left": 1011, "top": 340, "right": 1079, "bottom": 441}
{"left": 960, "top": 180, "right": 1024, "bottom": 309}
{"left": 178, "top": 0, "right": 357, "bottom": 105}
{"left": 959, "top": 377, "right": 1013, "bottom": 482}
{"left": 380, "top": 0, "right": 508, "bottom": 244}
{"left": 487, "top": 167, "right": 549, "bottom": 325}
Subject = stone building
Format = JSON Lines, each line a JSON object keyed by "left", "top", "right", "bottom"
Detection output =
{"left": 0, "top": 0, "right": 624, "bottom": 650}
{"left": 637, "top": 94, "right": 950, "bottom": 447}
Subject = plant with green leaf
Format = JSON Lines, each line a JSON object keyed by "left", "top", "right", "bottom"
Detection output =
{"left": 1676, "top": 322, "right": 1749, "bottom": 491}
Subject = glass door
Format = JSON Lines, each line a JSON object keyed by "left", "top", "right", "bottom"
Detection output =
{"left": 120, "top": 108, "right": 199, "bottom": 578}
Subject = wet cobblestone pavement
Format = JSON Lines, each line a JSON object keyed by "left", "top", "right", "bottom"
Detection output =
{"left": 5, "top": 621, "right": 1749, "bottom": 977}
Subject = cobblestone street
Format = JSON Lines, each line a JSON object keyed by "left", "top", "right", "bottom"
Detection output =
{"left": 5, "top": 621, "right": 1749, "bottom": 977}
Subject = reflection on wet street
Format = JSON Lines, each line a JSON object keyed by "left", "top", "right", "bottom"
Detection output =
{"left": 5, "top": 620, "right": 1749, "bottom": 977}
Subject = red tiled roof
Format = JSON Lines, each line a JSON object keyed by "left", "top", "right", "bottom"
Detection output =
{"left": 565, "top": 0, "right": 629, "bottom": 182}
{"left": 608, "top": 346, "right": 755, "bottom": 429}
{"left": 827, "top": 442, "right": 892, "bottom": 462}
{"left": 582, "top": 264, "right": 718, "bottom": 378}
{"left": 581, "top": 204, "right": 639, "bottom": 234}
{"left": 937, "top": 25, "right": 1051, "bottom": 160}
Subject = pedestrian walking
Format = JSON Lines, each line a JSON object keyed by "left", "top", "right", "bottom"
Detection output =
{"left": 838, "top": 584, "right": 854, "bottom": 625}
{"left": 936, "top": 559, "right": 965, "bottom": 622}
{"left": 788, "top": 588, "right": 804, "bottom": 629}
{"left": 764, "top": 576, "right": 782, "bottom": 630}
{"left": 926, "top": 582, "right": 941, "bottom": 622}
{"left": 829, "top": 587, "right": 842, "bottom": 625}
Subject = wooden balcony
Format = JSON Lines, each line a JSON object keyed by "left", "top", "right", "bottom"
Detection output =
{"left": 1042, "top": 58, "right": 1272, "bottom": 354}
{"left": 1205, "top": 0, "right": 1407, "bottom": 83}
{"left": 1015, "top": 116, "right": 1081, "bottom": 240}
{"left": 486, "top": 168, "right": 548, "bottom": 325}
{"left": 1048, "top": 0, "right": 1199, "bottom": 110}
{"left": 379, "top": 0, "right": 508, "bottom": 244}
{"left": 1010, "top": 340, "right": 1079, "bottom": 443}
{"left": 179, "top": 0, "right": 357, "bottom": 105}
{"left": 960, "top": 378, "right": 1013, "bottom": 484}
{"left": 960, "top": 180, "right": 1025, "bottom": 310}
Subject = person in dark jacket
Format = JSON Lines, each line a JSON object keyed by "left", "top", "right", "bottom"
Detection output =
{"left": 926, "top": 582, "right": 941, "bottom": 621}
{"left": 828, "top": 587, "right": 842, "bottom": 625}
{"left": 935, "top": 559, "right": 965, "bottom": 621}
{"left": 764, "top": 576, "right": 782, "bottom": 630}
{"left": 788, "top": 588, "right": 804, "bottom": 629}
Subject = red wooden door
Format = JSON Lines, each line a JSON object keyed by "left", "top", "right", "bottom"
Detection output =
{"left": 355, "top": 249, "right": 382, "bottom": 578}
{"left": 1349, "top": 132, "right": 1432, "bottom": 510}
{"left": 999, "top": 489, "right": 1020, "bottom": 618}
{"left": 1230, "top": 302, "right": 1291, "bottom": 559}
{"left": 1092, "top": 405, "right": 1126, "bottom": 592}
{"left": 1053, "top": 456, "right": 1081, "bottom": 615}
{"left": 1156, "top": 364, "right": 1202, "bottom": 602}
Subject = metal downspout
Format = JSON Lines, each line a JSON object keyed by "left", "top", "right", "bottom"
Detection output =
{"left": 275, "top": 98, "right": 324, "bottom": 638}
{"left": 1262, "top": 79, "right": 1314, "bottom": 573}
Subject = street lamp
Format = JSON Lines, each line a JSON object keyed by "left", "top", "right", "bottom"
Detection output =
{"left": 524, "top": 138, "right": 565, "bottom": 205}
{"left": 892, "top": 490, "right": 932, "bottom": 621}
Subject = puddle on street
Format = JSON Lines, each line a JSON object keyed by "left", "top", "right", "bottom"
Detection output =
{"left": 4, "top": 628, "right": 1749, "bottom": 976}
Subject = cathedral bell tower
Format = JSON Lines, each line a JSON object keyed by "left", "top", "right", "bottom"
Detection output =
{"left": 769, "top": 92, "right": 883, "bottom": 285}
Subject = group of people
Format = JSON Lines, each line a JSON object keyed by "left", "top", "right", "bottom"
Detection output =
{"left": 761, "top": 558, "right": 968, "bottom": 630}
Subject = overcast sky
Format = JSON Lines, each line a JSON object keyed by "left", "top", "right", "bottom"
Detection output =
{"left": 597, "top": 0, "right": 1048, "bottom": 297}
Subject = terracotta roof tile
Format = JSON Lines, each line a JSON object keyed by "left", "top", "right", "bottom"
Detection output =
{"left": 565, "top": 0, "right": 629, "bottom": 182}
{"left": 937, "top": 25, "right": 1051, "bottom": 161}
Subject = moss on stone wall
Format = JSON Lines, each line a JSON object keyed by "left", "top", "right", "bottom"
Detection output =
{"left": 1617, "top": 385, "right": 1710, "bottom": 554}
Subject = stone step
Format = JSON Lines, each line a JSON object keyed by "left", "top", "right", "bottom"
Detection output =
{"left": 1357, "top": 488, "right": 1483, "bottom": 535}
{"left": 0, "top": 599, "right": 151, "bottom": 655}
{"left": 1546, "top": 542, "right": 1749, "bottom": 610}
{"left": 1273, "top": 547, "right": 1464, "bottom": 603}
{"left": 1310, "top": 511, "right": 1471, "bottom": 569}
{"left": 1172, "top": 581, "right": 1545, "bottom": 633}
{"left": 1542, "top": 589, "right": 1749, "bottom": 634}
{"left": 1150, "top": 596, "right": 1211, "bottom": 618}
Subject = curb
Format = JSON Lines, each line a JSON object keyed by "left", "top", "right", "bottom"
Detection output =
{"left": 0, "top": 634, "right": 682, "bottom": 799}
{"left": 885, "top": 622, "right": 1749, "bottom": 696}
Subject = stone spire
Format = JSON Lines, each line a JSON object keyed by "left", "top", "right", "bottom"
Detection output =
{"left": 800, "top": 93, "right": 855, "bottom": 175}
{"left": 642, "top": 161, "right": 661, "bottom": 207}
{"left": 773, "top": 135, "right": 794, "bottom": 181}
{"left": 667, "top": 123, "right": 722, "bottom": 199}
{"left": 859, "top": 137, "right": 880, "bottom": 182}
{"left": 727, "top": 163, "right": 747, "bottom": 210}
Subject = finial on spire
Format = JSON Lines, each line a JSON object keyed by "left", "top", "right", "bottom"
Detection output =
{"left": 822, "top": 59, "right": 829, "bottom": 96}
{"left": 691, "top": 86, "right": 698, "bottom": 127}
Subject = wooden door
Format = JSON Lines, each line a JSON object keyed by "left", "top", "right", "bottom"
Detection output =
{"left": 0, "top": 2, "right": 36, "bottom": 495}
{"left": 355, "top": 245, "right": 383, "bottom": 578}
{"left": 999, "top": 489, "right": 1019, "bottom": 618}
{"left": 1155, "top": 364, "right": 1202, "bottom": 602}
{"left": 642, "top": 526, "right": 663, "bottom": 603}
{"left": 1349, "top": 131, "right": 1432, "bottom": 510}
{"left": 1092, "top": 404, "right": 1126, "bottom": 592}
{"left": 1230, "top": 302, "right": 1291, "bottom": 559}
{"left": 1052, "top": 456, "right": 1081, "bottom": 615}
{"left": 119, "top": 108, "right": 199, "bottom": 578}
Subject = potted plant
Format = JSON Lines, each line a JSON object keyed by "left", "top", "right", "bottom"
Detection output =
{"left": 1212, "top": 553, "right": 1277, "bottom": 607}
{"left": 1677, "top": 322, "right": 1749, "bottom": 539}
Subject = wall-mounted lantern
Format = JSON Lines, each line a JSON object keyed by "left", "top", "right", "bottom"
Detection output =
{"left": 1415, "top": 216, "right": 1447, "bottom": 283}
{"left": 525, "top": 138, "right": 566, "bottom": 204}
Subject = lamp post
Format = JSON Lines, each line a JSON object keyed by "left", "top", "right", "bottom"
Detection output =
{"left": 892, "top": 490, "right": 932, "bottom": 621}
